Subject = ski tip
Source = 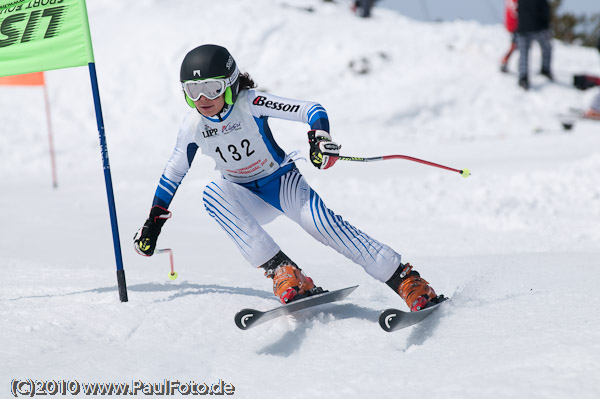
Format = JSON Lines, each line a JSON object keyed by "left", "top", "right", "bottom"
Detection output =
{"left": 345, "top": 284, "right": 360, "bottom": 293}
{"left": 333, "top": 284, "right": 359, "bottom": 300}
{"left": 379, "top": 309, "right": 399, "bottom": 332}
{"left": 234, "top": 309, "right": 259, "bottom": 330}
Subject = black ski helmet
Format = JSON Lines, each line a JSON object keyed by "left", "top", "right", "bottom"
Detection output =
{"left": 180, "top": 44, "right": 240, "bottom": 107}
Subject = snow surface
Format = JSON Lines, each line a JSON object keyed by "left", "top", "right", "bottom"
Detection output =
{"left": 2, "top": 0, "right": 600, "bottom": 398}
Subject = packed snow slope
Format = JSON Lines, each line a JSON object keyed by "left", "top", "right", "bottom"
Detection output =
{"left": 2, "top": 0, "right": 600, "bottom": 398}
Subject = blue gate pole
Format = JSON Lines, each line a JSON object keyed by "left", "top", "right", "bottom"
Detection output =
{"left": 88, "top": 62, "right": 128, "bottom": 302}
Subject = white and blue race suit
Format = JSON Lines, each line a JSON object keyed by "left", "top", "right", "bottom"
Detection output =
{"left": 152, "top": 89, "right": 401, "bottom": 282}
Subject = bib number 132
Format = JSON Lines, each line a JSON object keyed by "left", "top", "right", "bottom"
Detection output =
{"left": 215, "top": 139, "right": 255, "bottom": 163}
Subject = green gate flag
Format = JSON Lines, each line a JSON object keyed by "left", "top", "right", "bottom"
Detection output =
{"left": 0, "top": 0, "right": 94, "bottom": 77}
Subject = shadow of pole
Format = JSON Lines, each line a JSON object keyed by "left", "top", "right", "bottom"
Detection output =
{"left": 6, "top": 282, "right": 275, "bottom": 302}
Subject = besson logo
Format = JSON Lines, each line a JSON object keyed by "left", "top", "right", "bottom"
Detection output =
{"left": 253, "top": 96, "right": 300, "bottom": 113}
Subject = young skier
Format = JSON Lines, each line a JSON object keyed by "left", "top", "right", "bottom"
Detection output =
{"left": 133, "top": 44, "right": 442, "bottom": 311}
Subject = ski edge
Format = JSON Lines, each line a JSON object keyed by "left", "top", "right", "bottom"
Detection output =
{"left": 234, "top": 285, "right": 359, "bottom": 330}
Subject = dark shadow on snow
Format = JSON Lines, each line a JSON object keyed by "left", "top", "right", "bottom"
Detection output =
{"left": 257, "top": 303, "right": 380, "bottom": 357}
{"left": 402, "top": 311, "right": 443, "bottom": 351}
{"left": 401, "top": 303, "right": 455, "bottom": 351}
{"left": 131, "top": 282, "right": 275, "bottom": 302}
{"left": 5, "top": 282, "right": 274, "bottom": 302}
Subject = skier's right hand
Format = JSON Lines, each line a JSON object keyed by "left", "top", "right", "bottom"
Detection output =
{"left": 133, "top": 205, "right": 172, "bottom": 256}
{"left": 307, "top": 129, "right": 340, "bottom": 170}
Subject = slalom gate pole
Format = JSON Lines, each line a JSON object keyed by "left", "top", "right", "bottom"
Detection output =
{"left": 88, "top": 62, "right": 128, "bottom": 302}
{"left": 42, "top": 82, "right": 58, "bottom": 188}
{"left": 337, "top": 154, "right": 471, "bottom": 178}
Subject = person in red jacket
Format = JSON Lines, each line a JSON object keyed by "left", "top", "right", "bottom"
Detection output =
{"left": 500, "top": 0, "right": 519, "bottom": 73}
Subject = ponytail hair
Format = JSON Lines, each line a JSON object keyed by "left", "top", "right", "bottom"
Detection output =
{"left": 238, "top": 72, "right": 257, "bottom": 91}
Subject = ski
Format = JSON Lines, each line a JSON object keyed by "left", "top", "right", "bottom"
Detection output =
{"left": 379, "top": 298, "right": 448, "bottom": 332}
{"left": 234, "top": 285, "right": 358, "bottom": 330}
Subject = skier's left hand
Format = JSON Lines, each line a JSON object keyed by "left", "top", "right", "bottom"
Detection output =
{"left": 133, "top": 205, "right": 171, "bottom": 256}
{"left": 307, "top": 129, "right": 340, "bottom": 169}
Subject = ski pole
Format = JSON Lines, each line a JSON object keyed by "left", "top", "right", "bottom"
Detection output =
{"left": 156, "top": 248, "right": 178, "bottom": 280}
{"left": 337, "top": 154, "right": 471, "bottom": 178}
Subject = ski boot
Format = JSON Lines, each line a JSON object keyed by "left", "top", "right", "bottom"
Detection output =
{"left": 385, "top": 263, "right": 443, "bottom": 311}
{"left": 260, "top": 251, "right": 321, "bottom": 304}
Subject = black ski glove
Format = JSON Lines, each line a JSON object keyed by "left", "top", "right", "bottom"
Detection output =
{"left": 133, "top": 205, "right": 171, "bottom": 256}
{"left": 307, "top": 129, "right": 340, "bottom": 169}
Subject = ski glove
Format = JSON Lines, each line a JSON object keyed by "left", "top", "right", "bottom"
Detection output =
{"left": 307, "top": 129, "right": 340, "bottom": 169}
{"left": 133, "top": 205, "right": 171, "bottom": 256}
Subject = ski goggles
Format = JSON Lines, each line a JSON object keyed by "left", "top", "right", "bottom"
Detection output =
{"left": 181, "top": 67, "right": 239, "bottom": 101}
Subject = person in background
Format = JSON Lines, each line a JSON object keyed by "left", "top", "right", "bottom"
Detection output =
{"left": 351, "top": 0, "right": 375, "bottom": 18}
{"left": 516, "top": 0, "right": 553, "bottom": 90}
{"left": 500, "top": 0, "right": 519, "bottom": 73}
{"left": 583, "top": 37, "right": 600, "bottom": 119}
